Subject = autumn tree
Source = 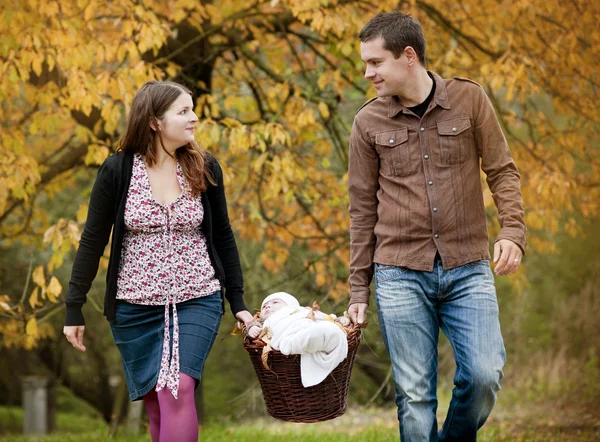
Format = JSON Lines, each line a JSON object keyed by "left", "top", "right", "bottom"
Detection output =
{"left": 1, "top": 0, "right": 598, "bottom": 351}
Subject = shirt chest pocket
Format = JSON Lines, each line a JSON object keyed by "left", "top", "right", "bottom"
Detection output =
{"left": 374, "top": 128, "right": 412, "bottom": 176}
{"left": 436, "top": 117, "right": 473, "bottom": 165}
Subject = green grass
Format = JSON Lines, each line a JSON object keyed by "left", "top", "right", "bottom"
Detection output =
{"left": 1, "top": 402, "right": 598, "bottom": 442}
{"left": 0, "top": 407, "right": 109, "bottom": 441}
{"left": 2, "top": 421, "right": 599, "bottom": 442}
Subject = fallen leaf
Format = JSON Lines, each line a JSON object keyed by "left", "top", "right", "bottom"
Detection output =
{"left": 261, "top": 343, "right": 272, "bottom": 370}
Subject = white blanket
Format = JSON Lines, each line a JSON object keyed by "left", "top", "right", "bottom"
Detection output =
{"left": 263, "top": 306, "right": 348, "bottom": 387}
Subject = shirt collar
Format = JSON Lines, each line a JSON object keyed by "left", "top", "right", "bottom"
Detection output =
{"left": 388, "top": 71, "right": 450, "bottom": 118}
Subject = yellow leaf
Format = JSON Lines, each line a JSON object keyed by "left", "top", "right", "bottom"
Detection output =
{"left": 46, "top": 277, "right": 62, "bottom": 303}
{"left": 317, "top": 102, "right": 330, "bottom": 119}
{"left": 84, "top": 4, "right": 95, "bottom": 21}
{"left": 26, "top": 317, "right": 38, "bottom": 339}
{"left": 85, "top": 144, "right": 109, "bottom": 166}
{"left": 43, "top": 225, "right": 56, "bottom": 244}
{"left": 210, "top": 124, "right": 221, "bottom": 145}
{"left": 210, "top": 102, "right": 220, "bottom": 119}
{"left": 32, "top": 56, "right": 43, "bottom": 77}
{"left": 67, "top": 221, "right": 82, "bottom": 246}
{"left": 261, "top": 343, "right": 272, "bottom": 370}
{"left": 0, "top": 295, "right": 13, "bottom": 313}
{"left": 29, "top": 287, "right": 40, "bottom": 309}
{"left": 32, "top": 265, "right": 45, "bottom": 288}
{"left": 165, "top": 62, "right": 179, "bottom": 78}
{"left": 77, "top": 204, "right": 88, "bottom": 224}
{"left": 204, "top": 4, "right": 222, "bottom": 23}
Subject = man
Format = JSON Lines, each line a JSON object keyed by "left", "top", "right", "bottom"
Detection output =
{"left": 346, "top": 12, "right": 526, "bottom": 442}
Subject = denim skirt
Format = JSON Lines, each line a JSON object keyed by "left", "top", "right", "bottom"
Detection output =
{"left": 110, "top": 292, "right": 223, "bottom": 401}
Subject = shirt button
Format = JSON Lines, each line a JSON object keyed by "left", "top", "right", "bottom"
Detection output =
{"left": 428, "top": 180, "right": 433, "bottom": 185}
{"left": 420, "top": 127, "right": 425, "bottom": 132}
{"left": 389, "top": 139, "right": 394, "bottom": 143}
{"left": 433, "top": 207, "right": 438, "bottom": 212}
{"left": 434, "top": 234, "right": 439, "bottom": 239}
{"left": 424, "top": 155, "right": 429, "bottom": 159}
{"left": 452, "top": 127, "right": 457, "bottom": 132}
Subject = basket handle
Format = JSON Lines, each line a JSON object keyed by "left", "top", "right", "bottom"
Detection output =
{"left": 346, "top": 320, "right": 367, "bottom": 338}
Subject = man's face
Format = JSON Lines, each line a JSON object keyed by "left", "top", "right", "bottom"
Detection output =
{"left": 360, "top": 37, "right": 409, "bottom": 97}
{"left": 261, "top": 298, "right": 287, "bottom": 319}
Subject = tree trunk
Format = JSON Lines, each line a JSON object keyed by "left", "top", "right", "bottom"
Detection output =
{"left": 37, "top": 337, "right": 115, "bottom": 422}
{"left": 108, "top": 376, "right": 129, "bottom": 437}
{"left": 125, "top": 400, "right": 144, "bottom": 435}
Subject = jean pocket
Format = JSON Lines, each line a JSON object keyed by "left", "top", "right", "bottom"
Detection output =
{"left": 375, "top": 263, "right": 410, "bottom": 283}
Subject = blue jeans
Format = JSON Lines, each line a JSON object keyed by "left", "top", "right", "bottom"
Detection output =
{"left": 374, "top": 257, "right": 505, "bottom": 442}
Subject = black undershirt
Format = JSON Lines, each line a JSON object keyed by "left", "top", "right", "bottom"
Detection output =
{"left": 408, "top": 75, "right": 436, "bottom": 118}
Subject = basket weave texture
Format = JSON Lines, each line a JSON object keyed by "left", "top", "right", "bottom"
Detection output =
{"left": 242, "top": 323, "right": 362, "bottom": 423}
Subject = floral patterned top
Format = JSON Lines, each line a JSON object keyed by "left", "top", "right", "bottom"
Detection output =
{"left": 117, "top": 153, "right": 221, "bottom": 399}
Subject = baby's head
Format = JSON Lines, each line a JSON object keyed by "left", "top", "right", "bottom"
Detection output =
{"left": 260, "top": 292, "right": 299, "bottom": 319}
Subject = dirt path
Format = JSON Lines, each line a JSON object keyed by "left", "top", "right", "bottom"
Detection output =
{"left": 482, "top": 400, "right": 600, "bottom": 441}
{"left": 250, "top": 400, "right": 600, "bottom": 441}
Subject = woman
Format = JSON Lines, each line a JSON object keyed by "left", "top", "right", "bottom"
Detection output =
{"left": 63, "top": 80, "right": 253, "bottom": 442}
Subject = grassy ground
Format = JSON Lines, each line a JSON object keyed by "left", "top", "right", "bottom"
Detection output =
{"left": 1, "top": 398, "right": 598, "bottom": 442}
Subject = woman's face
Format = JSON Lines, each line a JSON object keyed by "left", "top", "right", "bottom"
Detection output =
{"left": 261, "top": 298, "right": 287, "bottom": 319}
{"left": 156, "top": 92, "right": 198, "bottom": 151}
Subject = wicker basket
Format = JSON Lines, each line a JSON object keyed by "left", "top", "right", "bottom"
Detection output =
{"left": 242, "top": 323, "right": 362, "bottom": 423}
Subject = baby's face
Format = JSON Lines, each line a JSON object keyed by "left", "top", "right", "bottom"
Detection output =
{"left": 261, "top": 298, "right": 287, "bottom": 319}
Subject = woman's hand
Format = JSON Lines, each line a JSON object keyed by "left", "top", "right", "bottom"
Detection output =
{"left": 235, "top": 310, "right": 254, "bottom": 326}
{"left": 63, "top": 325, "right": 86, "bottom": 352}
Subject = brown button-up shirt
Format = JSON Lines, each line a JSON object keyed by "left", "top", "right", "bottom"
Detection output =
{"left": 348, "top": 72, "right": 526, "bottom": 305}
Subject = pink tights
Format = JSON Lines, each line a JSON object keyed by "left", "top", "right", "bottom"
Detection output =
{"left": 143, "top": 373, "right": 198, "bottom": 442}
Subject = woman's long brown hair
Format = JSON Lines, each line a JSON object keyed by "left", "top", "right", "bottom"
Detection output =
{"left": 118, "top": 80, "right": 215, "bottom": 195}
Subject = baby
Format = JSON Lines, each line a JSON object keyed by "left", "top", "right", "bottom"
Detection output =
{"left": 247, "top": 292, "right": 350, "bottom": 339}
{"left": 246, "top": 292, "right": 351, "bottom": 388}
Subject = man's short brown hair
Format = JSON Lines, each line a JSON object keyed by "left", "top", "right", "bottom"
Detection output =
{"left": 359, "top": 12, "right": 427, "bottom": 66}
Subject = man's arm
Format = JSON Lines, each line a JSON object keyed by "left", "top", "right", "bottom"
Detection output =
{"left": 348, "top": 117, "right": 379, "bottom": 315}
{"left": 474, "top": 86, "right": 526, "bottom": 275}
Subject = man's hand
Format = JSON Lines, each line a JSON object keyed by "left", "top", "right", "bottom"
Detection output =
{"left": 63, "top": 325, "right": 86, "bottom": 352}
{"left": 348, "top": 302, "right": 368, "bottom": 324}
{"left": 493, "top": 239, "right": 523, "bottom": 276}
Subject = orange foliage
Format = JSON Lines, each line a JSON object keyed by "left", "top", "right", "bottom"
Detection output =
{"left": 1, "top": 0, "right": 598, "bottom": 347}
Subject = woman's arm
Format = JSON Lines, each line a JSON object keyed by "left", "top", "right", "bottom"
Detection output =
{"left": 64, "top": 157, "right": 117, "bottom": 326}
{"left": 206, "top": 156, "right": 249, "bottom": 319}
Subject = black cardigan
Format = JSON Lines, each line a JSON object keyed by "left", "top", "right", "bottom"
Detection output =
{"left": 64, "top": 150, "right": 247, "bottom": 326}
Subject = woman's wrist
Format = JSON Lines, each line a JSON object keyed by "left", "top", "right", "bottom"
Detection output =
{"left": 235, "top": 309, "right": 253, "bottom": 324}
